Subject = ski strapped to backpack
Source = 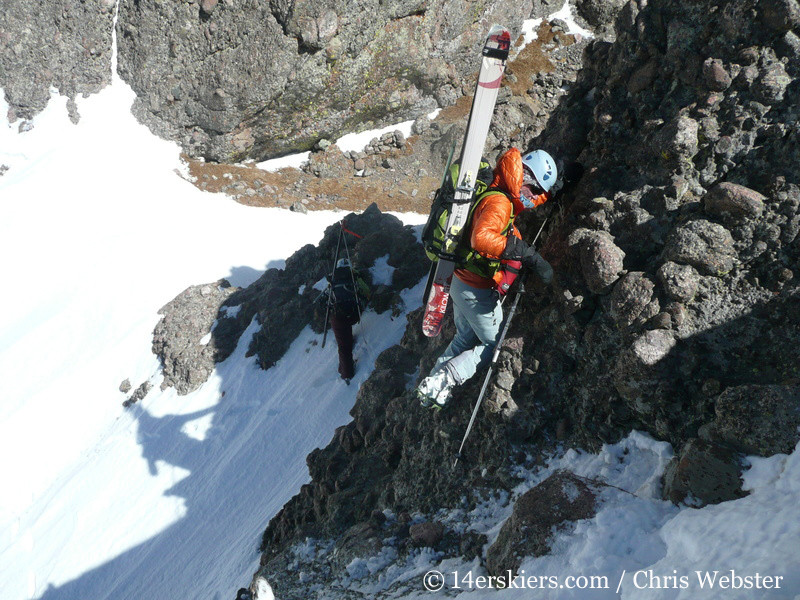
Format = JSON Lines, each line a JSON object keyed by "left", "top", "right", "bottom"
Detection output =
{"left": 421, "top": 24, "right": 511, "bottom": 338}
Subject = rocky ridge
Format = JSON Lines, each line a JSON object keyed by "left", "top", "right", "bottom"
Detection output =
{"left": 241, "top": 0, "right": 799, "bottom": 596}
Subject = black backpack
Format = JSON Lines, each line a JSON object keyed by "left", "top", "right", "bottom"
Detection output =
{"left": 330, "top": 266, "right": 362, "bottom": 321}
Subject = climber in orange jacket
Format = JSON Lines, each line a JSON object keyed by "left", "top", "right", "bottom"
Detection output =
{"left": 417, "top": 147, "right": 556, "bottom": 409}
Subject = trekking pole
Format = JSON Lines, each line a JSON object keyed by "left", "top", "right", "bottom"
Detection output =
{"left": 321, "top": 225, "right": 344, "bottom": 348}
{"left": 341, "top": 222, "right": 374, "bottom": 356}
{"left": 454, "top": 218, "right": 549, "bottom": 466}
{"left": 453, "top": 275, "right": 526, "bottom": 468}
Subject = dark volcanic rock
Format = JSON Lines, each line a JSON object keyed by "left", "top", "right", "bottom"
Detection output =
{"left": 704, "top": 182, "right": 766, "bottom": 222}
{"left": 662, "top": 219, "right": 737, "bottom": 276}
{"left": 657, "top": 262, "right": 700, "bottom": 303}
{"left": 485, "top": 472, "right": 602, "bottom": 577}
{"left": 568, "top": 229, "right": 626, "bottom": 294}
{"left": 704, "top": 384, "right": 800, "bottom": 456}
{"left": 662, "top": 438, "right": 747, "bottom": 507}
{"left": 409, "top": 521, "right": 445, "bottom": 547}
{"left": 609, "top": 271, "right": 657, "bottom": 329}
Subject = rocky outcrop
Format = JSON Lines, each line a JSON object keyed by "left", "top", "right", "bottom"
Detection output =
{"left": 152, "top": 204, "right": 427, "bottom": 394}
{"left": 486, "top": 472, "right": 603, "bottom": 577}
{"left": 152, "top": 280, "right": 237, "bottom": 395}
{"left": 0, "top": 0, "right": 115, "bottom": 123}
{"left": 115, "top": 0, "right": 536, "bottom": 162}
{"left": 661, "top": 438, "right": 747, "bottom": 507}
{"left": 702, "top": 384, "right": 800, "bottom": 456}
{"left": 253, "top": 0, "right": 800, "bottom": 588}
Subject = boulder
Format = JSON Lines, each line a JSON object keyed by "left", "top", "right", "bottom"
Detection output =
{"left": 759, "top": 0, "right": 800, "bottom": 32}
{"left": 702, "top": 58, "right": 732, "bottom": 91}
{"left": 657, "top": 262, "right": 700, "bottom": 303}
{"left": 704, "top": 384, "right": 800, "bottom": 456}
{"left": 609, "top": 272, "right": 657, "bottom": 329}
{"left": 662, "top": 438, "right": 747, "bottom": 507}
{"left": 662, "top": 219, "right": 736, "bottom": 276}
{"left": 656, "top": 115, "right": 699, "bottom": 160}
{"left": 754, "top": 61, "right": 792, "bottom": 104}
{"left": 704, "top": 182, "right": 766, "bottom": 222}
{"left": 152, "top": 280, "right": 236, "bottom": 395}
{"left": 409, "top": 521, "right": 445, "bottom": 547}
{"left": 614, "top": 329, "right": 677, "bottom": 414}
{"left": 486, "top": 472, "right": 602, "bottom": 577}
{"left": 568, "top": 229, "right": 626, "bottom": 294}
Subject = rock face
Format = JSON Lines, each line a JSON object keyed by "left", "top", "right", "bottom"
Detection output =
{"left": 152, "top": 280, "right": 237, "bottom": 395}
{"left": 486, "top": 472, "right": 602, "bottom": 577}
{"left": 0, "top": 0, "right": 115, "bottom": 122}
{"left": 662, "top": 438, "right": 747, "bottom": 507}
{"left": 114, "top": 0, "right": 534, "bottom": 161}
{"left": 238, "top": 0, "right": 800, "bottom": 595}
{"left": 703, "top": 384, "right": 800, "bottom": 456}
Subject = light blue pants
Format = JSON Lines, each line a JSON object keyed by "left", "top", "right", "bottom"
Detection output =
{"left": 433, "top": 276, "right": 503, "bottom": 384}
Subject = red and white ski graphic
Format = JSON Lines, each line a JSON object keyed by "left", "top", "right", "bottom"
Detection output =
{"left": 421, "top": 24, "right": 511, "bottom": 337}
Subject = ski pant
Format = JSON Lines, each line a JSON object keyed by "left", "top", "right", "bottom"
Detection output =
{"left": 433, "top": 276, "right": 503, "bottom": 384}
{"left": 331, "top": 312, "right": 358, "bottom": 380}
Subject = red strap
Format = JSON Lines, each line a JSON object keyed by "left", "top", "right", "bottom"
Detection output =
{"left": 340, "top": 220, "right": 363, "bottom": 239}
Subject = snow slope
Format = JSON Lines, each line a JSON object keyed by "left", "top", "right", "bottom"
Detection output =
{"left": 0, "top": 60, "right": 425, "bottom": 600}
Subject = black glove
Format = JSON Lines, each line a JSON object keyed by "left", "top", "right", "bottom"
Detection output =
{"left": 501, "top": 237, "right": 553, "bottom": 284}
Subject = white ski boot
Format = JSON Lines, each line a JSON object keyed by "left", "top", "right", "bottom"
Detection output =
{"left": 416, "top": 368, "right": 456, "bottom": 410}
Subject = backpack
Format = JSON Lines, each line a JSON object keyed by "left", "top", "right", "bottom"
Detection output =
{"left": 421, "top": 159, "right": 495, "bottom": 263}
{"left": 421, "top": 159, "right": 514, "bottom": 279}
{"left": 329, "top": 265, "right": 366, "bottom": 321}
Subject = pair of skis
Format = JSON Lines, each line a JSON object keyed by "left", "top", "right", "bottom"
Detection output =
{"left": 421, "top": 24, "right": 511, "bottom": 338}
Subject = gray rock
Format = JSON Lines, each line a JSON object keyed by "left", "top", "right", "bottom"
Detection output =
{"left": 574, "top": 0, "right": 627, "bottom": 28}
{"left": 754, "top": 61, "right": 792, "bottom": 103}
{"left": 200, "top": 0, "right": 219, "bottom": 16}
{"left": 704, "top": 182, "right": 766, "bottom": 222}
{"left": 568, "top": 229, "right": 626, "bottom": 294}
{"left": 289, "top": 202, "right": 308, "bottom": 214}
{"left": 114, "top": 0, "right": 534, "bottom": 161}
{"left": 662, "top": 439, "right": 747, "bottom": 507}
{"left": 614, "top": 329, "right": 677, "bottom": 414}
{"left": 0, "top": 0, "right": 114, "bottom": 120}
{"left": 702, "top": 58, "right": 732, "bottom": 91}
{"left": 409, "top": 521, "right": 444, "bottom": 547}
{"left": 486, "top": 472, "right": 602, "bottom": 577}
{"left": 152, "top": 280, "right": 236, "bottom": 395}
{"left": 123, "top": 381, "right": 153, "bottom": 408}
{"left": 609, "top": 272, "right": 656, "bottom": 329}
{"left": 759, "top": 0, "right": 800, "bottom": 32}
{"left": 663, "top": 219, "right": 736, "bottom": 276}
{"left": 657, "top": 262, "right": 700, "bottom": 302}
{"left": 119, "top": 379, "right": 132, "bottom": 394}
{"left": 705, "top": 385, "right": 800, "bottom": 456}
{"left": 656, "top": 115, "right": 699, "bottom": 160}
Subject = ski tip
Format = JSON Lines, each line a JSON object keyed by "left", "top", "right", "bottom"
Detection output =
{"left": 484, "top": 25, "right": 511, "bottom": 58}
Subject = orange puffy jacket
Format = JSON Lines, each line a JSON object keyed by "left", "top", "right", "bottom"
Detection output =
{"left": 455, "top": 148, "right": 549, "bottom": 288}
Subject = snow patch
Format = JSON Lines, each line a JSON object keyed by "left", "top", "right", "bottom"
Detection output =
{"left": 370, "top": 255, "right": 395, "bottom": 286}
{"left": 221, "top": 305, "right": 242, "bottom": 319}
{"left": 256, "top": 152, "right": 310, "bottom": 172}
{"left": 335, "top": 120, "right": 415, "bottom": 154}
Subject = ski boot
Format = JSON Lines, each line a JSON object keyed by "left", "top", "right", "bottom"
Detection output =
{"left": 416, "top": 368, "right": 456, "bottom": 410}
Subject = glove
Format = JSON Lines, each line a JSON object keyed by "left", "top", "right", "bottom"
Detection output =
{"left": 501, "top": 237, "right": 553, "bottom": 285}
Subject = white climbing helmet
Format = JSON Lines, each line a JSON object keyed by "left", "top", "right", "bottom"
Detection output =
{"left": 336, "top": 258, "right": 350, "bottom": 269}
{"left": 521, "top": 149, "right": 558, "bottom": 193}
